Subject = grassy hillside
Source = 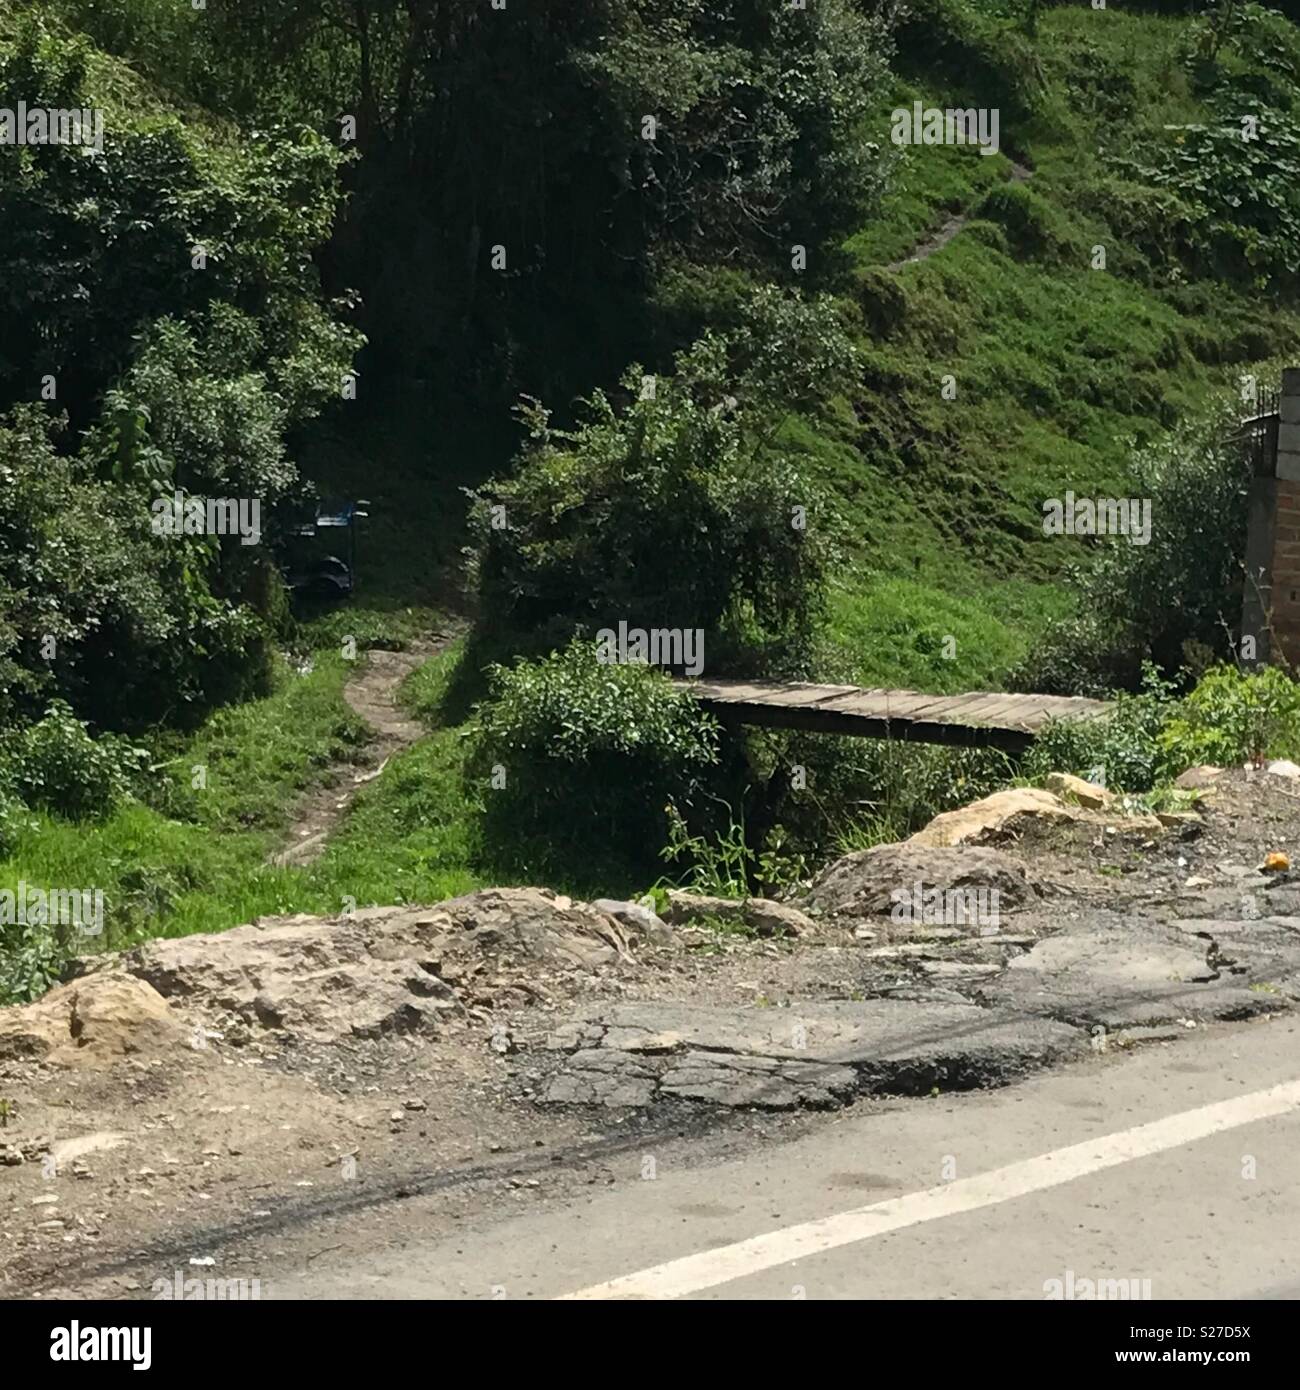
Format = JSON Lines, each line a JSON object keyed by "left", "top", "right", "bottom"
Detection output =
{"left": 797, "top": 1, "right": 1300, "bottom": 693}
{"left": 8, "top": 0, "right": 1300, "bottom": 988}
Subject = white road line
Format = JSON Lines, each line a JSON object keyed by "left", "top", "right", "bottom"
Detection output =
{"left": 562, "top": 1076, "right": 1300, "bottom": 1300}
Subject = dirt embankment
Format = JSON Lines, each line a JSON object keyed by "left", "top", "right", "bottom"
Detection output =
{"left": 3, "top": 765, "right": 1300, "bottom": 1296}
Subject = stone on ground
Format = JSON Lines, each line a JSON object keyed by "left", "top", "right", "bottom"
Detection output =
{"left": 663, "top": 891, "right": 813, "bottom": 937}
{"left": 1174, "top": 765, "right": 1224, "bottom": 789}
{"left": 0, "top": 976, "right": 184, "bottom": 1066}
{"left": 102, "top": 888, "right": 631, "bottom": 1044}
{"left": 803, "top": 842, "right": 1037, "bottom": 920}
{"left": 1043, "top": 771, "right": 1113, "bottom": 809}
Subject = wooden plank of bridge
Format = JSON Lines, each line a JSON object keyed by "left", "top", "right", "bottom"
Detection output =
{"left": 680, "top": 679, "right": 1109, "bottom": 752}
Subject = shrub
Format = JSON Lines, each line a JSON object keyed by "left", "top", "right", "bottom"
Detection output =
{"left": 468, "top": 642, "right": 721, "bottom": 877}
{"left": 1022, "top": 665, "right": 1179, "bottom": 793}
{"left": 467, "top": 295, "right": 854, "bottom": 677}
{"left": 0, "top": 918, "right": 72, "bottom": 1007}
{"left": 12, "top": 701, "right": 144, "bottom": 821}
{"left": 1019, "top": 405, "right": 1252, "bottom": 696}
{"left": 0, "top": 784, "right": 31, "bottom": 861}
{"left": 743, "top": 728, "right": 1015, "bottom": 858}
{"left": 1158, "top": 663, "right": 1300, "bottom": 769}
{"left": 974, "top": 183, "right": 1082, "bottom": 264}
{"left": 1024, "top": 664, "right": 1300, "bottom": 793}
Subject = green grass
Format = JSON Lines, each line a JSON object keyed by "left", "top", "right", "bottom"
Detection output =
{"left": 0, "top": 639, "right": 489, "bottom": 967}
{"left": 781, "top": 4, "right": 1300, "bottom": 694}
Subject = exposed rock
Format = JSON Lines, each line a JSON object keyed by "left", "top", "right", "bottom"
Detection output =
{"left": 541, "top": 1049, "right": 658, "bottom": 1107}
{"left": 659, "top": 1052, "right": 857, "bottom": 1109}
{"left": 1174, "top": 765, "right": 1224, "bottom": 790}
{"left": 118, "top": 915, "right": 452, "bottom": 1043}
{"left": 0, "top": 976, "right": 184, "bottom": 1067}
{"left": 663, "top": 891, "right": 813, "bottom": 937}
{"left": 1044, "top": 772, "right": 1113, "bottom": 809}
{"left": 1267, "top": 760, "right": 1300, "bottom": 780}
{"left": 917, "top": 960, "right": 1003, "bottom": 980}
{"left": 435, "top": 888, "right": 632, "bottom": 967}
{"left": 104, "top": 888, "right": 630, "bottom": 1045}
{"left": 909, "top": 787, "right": 1162, "bottom": 847}
{"left": 803, "top": 843, "right": 1037, "bottom": 920}
{"left": 908, "top": 788, "right": 1078, "bottom": 847}
{"left": 980, "top": 921, "right": 1284, "bottom": 1028}
{"left": 591, "top": 899, "right": 673, "bottom": 946}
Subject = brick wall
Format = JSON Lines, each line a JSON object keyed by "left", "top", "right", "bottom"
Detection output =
{"left": 1243, "top": 369, "right": 1300, "bottom": 666}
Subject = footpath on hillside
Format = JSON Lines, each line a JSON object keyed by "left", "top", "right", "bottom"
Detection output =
{"left": 269, "top": 631, "right": 458, "bottom": 867}
{"left": 887, "top": 159, "right": 1033, "bottom": 272}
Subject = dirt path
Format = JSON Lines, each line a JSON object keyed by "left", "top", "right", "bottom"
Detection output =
{"left": 887, "top": 159, "right": 1032, "bottom": 272}
{"left": 270, "top": 632, "right": 456, "bottom": 867}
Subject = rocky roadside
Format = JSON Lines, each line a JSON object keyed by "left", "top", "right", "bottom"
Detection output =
{"left": 3, "top": 763, "right": 1300, "bottom": 1295}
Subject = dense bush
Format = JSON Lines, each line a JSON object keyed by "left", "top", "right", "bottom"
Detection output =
{"left": 1158, "top": 663, "right": 1300, "bottom": 767}
{"left": 0, "top": 13, "right": 360, "bottom": 737}
{"left": 468, "top": 641, "right": 721, "bottom": 877}
{"left": 0, "top": 14, "right": 359, "bottom": 429}
{"left": 60, "top": 0, "right": 892, "bottom": 405}
{"left": 0, "top": 917, "right": 72, "bottom": 1007}
{"left": 7, "top": 701, "right": 144, "bottom": 821}
{"left": 0, "top": 408, "right": 271, "bottom": 732}
{"left": 1017, "top": 406, "right": 1251, "bottom": 696}
{"left": 467, "top": 289, "right": 855, "bottom": 676}
{"left": 1022, "top": 665, "right": 1180, "bottom": 794}
{"left": 743, "top": 727, "right": 1015, "bottom": 859}
{"left": 1024, "top": 664, "right": 1300, "bottom": 793}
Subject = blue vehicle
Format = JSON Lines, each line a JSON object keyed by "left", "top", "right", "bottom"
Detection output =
{"left": 283, "top": 498, "right": 369, "bottom": 600}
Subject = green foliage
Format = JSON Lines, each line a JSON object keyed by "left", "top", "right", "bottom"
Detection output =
{"left": 0, "top": 786, "right": 32, "bottom": 862}
{"left": 0, "top": 917, "right": 73, "bottom": 1006}
{"left": 0, "top": 11, "right": 359, "bottom": 741}
{"left": 0, "top": 12, "right": 358, "bottom": 426}
{"left": 468, "top": 292, "right": 853, "bottom": 675}
{"left": 1023, "top": 665, "right": 1180, "bottom": 794}
{"left": 1114, "top": 105, "right": 1300, "bottom": 289}
{"left": 974, "top": 182, "right": 1082, "bottom": 263}
{"left": 655, "top": 800, "right": 808, "bottom": 901}
{"left": 468, "top": 642, "right": 721, "bottom": 878}
{"left": 0, "top": 407, "right": 273, "bottom": 732}
{"left": 1020, "top": 405, "right": 1252, "bottom": 696}
{"left": 1159, "top": 663, "right": 1300, "bottom": 767}
{"left": 7, "top": 700, "right": 143, "bottom": 821}
{"left": 1025, "top": 664, "right": 1300, "bottom": 793}
{"left": 892, "top": 0, "right": 1044, "bottom": 129}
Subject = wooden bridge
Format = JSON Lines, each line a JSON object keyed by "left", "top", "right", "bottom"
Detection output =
{"left": 680, "top": 679, "right": 1110, "bottom": 754}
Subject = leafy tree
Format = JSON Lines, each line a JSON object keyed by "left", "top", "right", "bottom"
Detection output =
{"left": 466, "top": 289, "right": 857, "bottom": 677}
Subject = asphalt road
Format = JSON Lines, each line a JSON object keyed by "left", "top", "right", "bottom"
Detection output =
{"left": 264, "top": 1014, "right": 1300, "bottom": 1300}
